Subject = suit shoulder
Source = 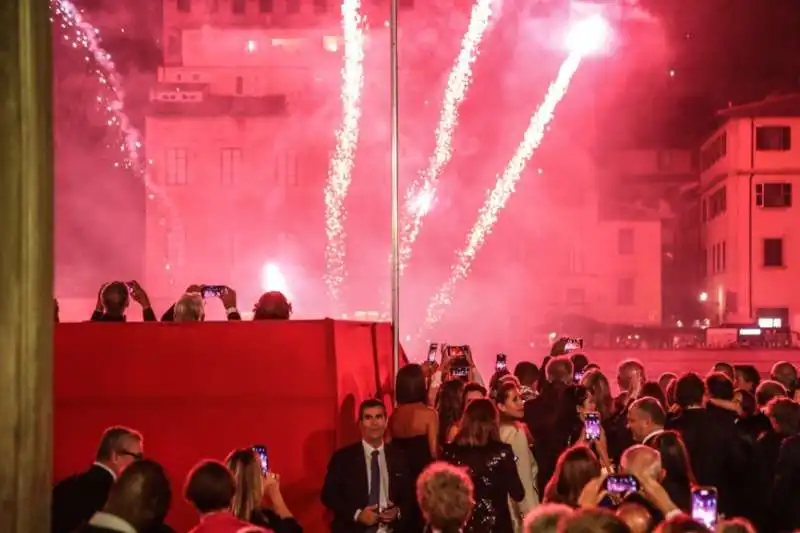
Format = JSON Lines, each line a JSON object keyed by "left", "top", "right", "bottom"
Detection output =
{"left": 331, "top": 442, "right": 362, "bottom": 461}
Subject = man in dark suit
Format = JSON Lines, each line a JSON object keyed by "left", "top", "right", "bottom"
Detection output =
{"left": 52, "top": 426, "right": 144, "bottom": 533}
{"left": 322, "top": 398, "right": 409, "bottom": 533}
{"left": 78, "top": 459, "right": 173, "bottom": 533}
{"left": 91, "top": 281, "right": 157, "bottom": 322}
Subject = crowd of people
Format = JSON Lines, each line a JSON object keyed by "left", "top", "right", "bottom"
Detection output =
{"left": 54, "top": 281, "right": 293, "bottom": 323}
{"left": 319, "top": 346, "right": 800, "bottom": 533}
{"left": 51, "top": 283, "right": 800, "bottom": 532}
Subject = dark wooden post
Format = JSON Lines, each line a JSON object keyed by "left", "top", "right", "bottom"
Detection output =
{"left": 0, "top": 0, "right": 55, "bottom": 531}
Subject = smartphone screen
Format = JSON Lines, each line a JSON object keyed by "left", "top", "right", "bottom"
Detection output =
{"left": 451, "top": 366, "right": 470, "bottom": 379}
{"left": 201, "top": 285, "right": 225, "bottom": 299}
{"left": 427, "top": 343, "right": 438, "bottom": 363}
{"left": 574, "top": 370, "right": 585, "bottom": 383}
{"left": 691, "top": 487, "right": 718, "bottom": 529}
{"left": 604, "top": 475, "right": 639, "bottom": 494}
{"left": 252, "top": 445, "right": 269, "bottom": 475}
{"left": 495, "top": 353, "right": 507, "bottom": 372}
{"left": 584, "top": 412, "right": 601, "bottom": 441}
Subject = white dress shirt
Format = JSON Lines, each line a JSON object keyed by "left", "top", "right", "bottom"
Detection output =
{"left": 88, "top": 512, "right": 136, "bottom": 533}
{"left": 354, "top": 441, "right": 390, "bottom": 532}
{"left": 93, "top": 461, "right": 117, "bottom": 480}
{"left": 642, "top": 428, "right": 665, "bottom": 445}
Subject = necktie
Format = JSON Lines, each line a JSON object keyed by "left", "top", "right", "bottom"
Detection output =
{"left": 368, "top": 450, "right": 381, "bottom": 507}
{"left": 367, "top": 450, "right": 381, "bottom": 533}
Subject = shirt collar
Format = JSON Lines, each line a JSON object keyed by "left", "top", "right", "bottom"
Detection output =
{"left": 643, "top": 428, "right": 665, "bottom": 443}
{"left": 93, "top": 461, "right": 117, "bottom": 481}
{"left": 362, "top": 440, "right": 385, "bottom": 455}
{"left": 88, "top": 512, "right": 137, "bottom": 533}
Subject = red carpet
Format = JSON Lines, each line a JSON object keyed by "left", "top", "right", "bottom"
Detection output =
{"left": 54, "top": 320, "right": 401, "bottom": 532}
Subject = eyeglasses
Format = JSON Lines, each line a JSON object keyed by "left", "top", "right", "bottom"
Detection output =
{"left": 119, "top": 450, "right": 144, "bottom": 461}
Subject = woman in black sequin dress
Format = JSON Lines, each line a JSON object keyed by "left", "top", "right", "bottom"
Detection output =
{"left": 442, "top": 399, "right": 524, "bottom": 533}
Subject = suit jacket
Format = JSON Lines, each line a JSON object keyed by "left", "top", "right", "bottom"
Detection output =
{"left": 769, "top": 434, "right": 800, "bottom": 532}
{"left": 666, "top": 407, "right": 748, "bottom": 517}
{"left": 52, "top": 465, "right": 115, "bottom": 533}
{"left": 321, "top": 442, "right": 410, "bottom": 533}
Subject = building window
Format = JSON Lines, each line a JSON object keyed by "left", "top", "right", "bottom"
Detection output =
{"left": 313, "top": 0, "right": 327, "bottom": 13}
{"left": 166, "top": 223, "right": 186, "bottom": 268}
{"left": 721, "top": 240, "right": 726, "bottom": 272}
{"left": 177, "top": 0, "right": 191, "bottom": 12}
{"left": 286, "top": 0, "right": 300, "bottom": 13}
{"left": 232, "top": 0, "right": 246, "bottom": 13}
{"left": 712, "top": 243, "right": 718, "bottom": 273}
{"left": 259, "top": 0, "right": 273, "bottom": 12}
{"left": 700, "top": 131, "right": 727, "bottom": 171}
{"left": 221, "top": 148, "right": 242, "bottom": 185}
{"left": 707, "top": 186, "right": 727, "bottom": 220}
{"left": 755, "top": 182, "right": 792, "bottom": 208}
{"left": 618, "top": 228, "right": 634, "bottom": 255}
{"left": 701, "top": 198, "right": 707, "bottom": 222}
{"left": 165, "top": 148, "right": 188, "bottom": 185}
{"left": 701, "top": 248, "right": 707, "bottom": 278}
{"left": 617, "top": 278, "right": 634, "bottom": 305}
{"left": 763, "top": 238, "right": 784, "bottom": 267}
{"left": 568, "top": 245, "right": 584, "bottom": 274}
{"left": 566, "top": 288, "right": 585, "bottom": 305}
{"left": 235, "top": 76, "right": 244, "bottom": 95}
{"left": 756, "top": 126, "right": 791, "bottom": 151}
{"left": 275, "top": 149, "right": 299, "bottom": 185}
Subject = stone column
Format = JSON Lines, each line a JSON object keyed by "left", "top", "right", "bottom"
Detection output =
{"left": 0, "top": 0, "right": 55, "bottom": 532}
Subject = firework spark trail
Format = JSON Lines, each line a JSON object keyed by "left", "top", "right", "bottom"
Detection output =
{"left": 51, "top": 0, "right": 158, "bottom": 193}
{"left": 422, "top": 53, "right": 583, "bottom": 331}
{"left": 324, "top": 0, "right": 365, "bottom": 302}
{"left": 397, "top": 0, "right": 494, "bottom": 275}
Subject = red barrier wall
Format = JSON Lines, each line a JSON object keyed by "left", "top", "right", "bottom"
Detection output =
{"left": 54, "top": 320, "right": 399, "bottom": 532}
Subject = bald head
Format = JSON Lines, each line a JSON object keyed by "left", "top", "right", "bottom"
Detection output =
{"left": 105, "top": 459, "right": 172, "bottom": 531}
{"left": 617, "top": 502, "right": 653, "bottom": 533}
{"left": 621, "top": 445, "right": 662, "bottom": 481}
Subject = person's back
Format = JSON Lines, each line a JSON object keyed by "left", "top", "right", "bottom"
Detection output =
{"left": 77, "top": 459, "right": 173, "bottom": 533}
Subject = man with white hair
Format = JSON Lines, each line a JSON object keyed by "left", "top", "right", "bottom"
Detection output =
{"left": 173, "top": 292, "right": 205, "bottom": 322}
{"left": 619, "top": 445, "right": 684, "bottom": 524}
{"left": 620, "top": 445, "right": 662, "bottom": 482}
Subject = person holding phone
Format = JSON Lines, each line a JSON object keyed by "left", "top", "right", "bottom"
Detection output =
{"left": 225, "top": 448, "right": 302, "bottom": 533}
{"left": 426, "top": 345, "right": 485, "bottom": 406}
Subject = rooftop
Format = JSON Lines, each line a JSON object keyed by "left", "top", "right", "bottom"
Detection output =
{"left": 718, "top": 93, "right": 800, "bottom": 118}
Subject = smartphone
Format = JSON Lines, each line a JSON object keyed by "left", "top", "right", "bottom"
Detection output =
{"left": 451, "top": 366, "right": 470, "bottom": 379}
{"left": 564, "top": 337, "right": 584, "bottom": 353}
{"left": 427, "top": 343, "right": 439, "bottom": 363}
{"left": 604, "top": 475, "right": 639, "bottom": 494}
{"left": 201, "top": 285, "right": 225, "bottom": 299}
{"left": 584, "top": 412, "right": 601, "bottom": 441}
{"left": 495, "top": 353, "right": 507, "bottom": 372}
{"left": 574, "top": 370, "right": 585, "bottom": 383}
{"left": 691, "top": 487, "right": 718, "bottom": 529}
{"left": 252, "top": 444, "right": 269, "bottom": 475}
{"left": 125, "top": 281, "right": 135, "bottom": 290}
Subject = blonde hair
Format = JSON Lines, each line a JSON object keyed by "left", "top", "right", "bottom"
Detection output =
{"left": 174, "top": 292, "right": 205, "bottom": 322}
{"left": 225, "top": 449, "right": 263, "bottom": 521}
{"left": 416, "top": 462, "right": 474, "bottom": 533}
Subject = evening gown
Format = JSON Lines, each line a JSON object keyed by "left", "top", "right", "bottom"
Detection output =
{"left": 391, "top": 435, "right": 433, "bottom": 533}
{"left": 442, "top": 440, "right": 525, "bottom": 533}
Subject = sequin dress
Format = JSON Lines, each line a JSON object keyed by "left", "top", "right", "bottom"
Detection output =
{"left": 442, "top": 440, "right": 525, "bottom": 533}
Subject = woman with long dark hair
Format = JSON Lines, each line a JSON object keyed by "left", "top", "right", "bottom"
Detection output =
{"left": 648, "top": 431, "right": 696, "bottom": 512}
{"left": 389, "top": 364, "right": 437, "bottom": 533}
{"left": 436, "top": 379, "right": 465, "bottom": 449}
{"left": 543, "top": 445, "right": 602, "bottom": 508}
{"left": 442, "top": 399, "right": 524, "bottom": 533}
